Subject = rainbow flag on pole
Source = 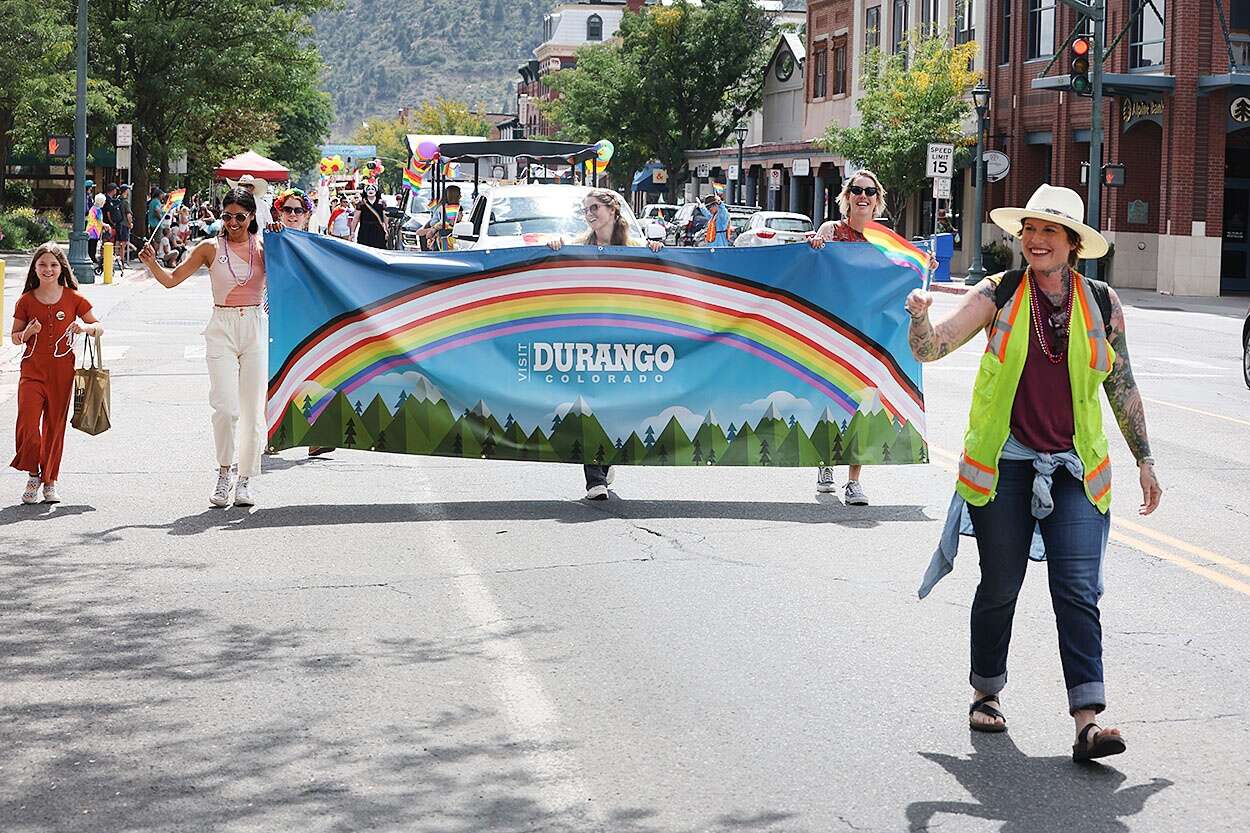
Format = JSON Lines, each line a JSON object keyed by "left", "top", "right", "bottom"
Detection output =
{"left": 403, "top": 158, "right": 424, "bottom": 192}
{"left": 712, "top": 181, "right": 726, "bottom": 196}
{"left": 162, "top": 188, "right": 186, "bottom": 214}
{"left": 861, "top": 220, "right": 931, "bottom": 282}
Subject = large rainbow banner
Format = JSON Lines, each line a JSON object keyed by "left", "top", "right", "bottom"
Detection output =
{"left": 265, "top": 232, "right": 928, "bottom": 466}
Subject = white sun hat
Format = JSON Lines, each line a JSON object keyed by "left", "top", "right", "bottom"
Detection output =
{"left": 227, "top": 173, "right": 270, "bottom": 199}
{"left": 989, "top": 183, "right": 1109, "bottom": 259}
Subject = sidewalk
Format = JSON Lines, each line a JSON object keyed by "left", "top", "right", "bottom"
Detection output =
{"left": 932, "top": 272, "right": 1248, "bottom": 317}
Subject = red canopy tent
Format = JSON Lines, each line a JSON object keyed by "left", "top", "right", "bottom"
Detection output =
{"left": 213, "top": 150, "right": 290, "bottom": 182}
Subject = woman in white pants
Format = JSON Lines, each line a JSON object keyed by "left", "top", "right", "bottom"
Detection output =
{"left": 139, "top": 187, "right": 268, "bottom": 508}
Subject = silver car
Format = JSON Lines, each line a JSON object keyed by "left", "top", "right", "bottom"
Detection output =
{"left": 733, "top": 211, "right": 814, "bottom": 246}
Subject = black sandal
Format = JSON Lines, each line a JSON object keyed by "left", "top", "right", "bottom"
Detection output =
{"left": 1072, "top": 723, "right": 1126, "bottom": 762}
{"left": 968, "top": 695, "right": 1007, "bottom": 733}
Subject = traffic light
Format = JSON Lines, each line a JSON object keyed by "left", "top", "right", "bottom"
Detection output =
{"left": 1102, "top": 163, "right": 1125, "bottom": 187}
{"left": 1070, "top": 37, "right": 1092, "bottom": 97}
{"left": 46, "top": 135, "right": 73, "bottom": 158}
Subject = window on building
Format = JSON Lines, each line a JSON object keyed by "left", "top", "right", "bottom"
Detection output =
{"left": 1026, "top": 0, "right": 1054, "bottom": 59}
{"left": 1000, "top": 0, "right": 1012, "bottom": 63}
{"left": 833, "top": 38, "right": 847, "bottom": 94}
{"left": 891, "top": 0, "right": 908, "bottom": 53}
{"left": 587, "top": 14, "right": 603, "bottom": 41}
{"left": 813, "top": 47, "right": 828, "bottom": 97}
{"left": 1129, "top": 0, "right": 1164, "bottom": 68}
{"left": 865, "top": 6, "right": 881, "bottom": 51}
{"left": 955, "top": 0, "right": 975, "bottom": 44}
{"left": 543, "top": 15, "right": 553, "bottom": 42}
{"left": 919, "top": 0, "right": 939, "bottom": 35}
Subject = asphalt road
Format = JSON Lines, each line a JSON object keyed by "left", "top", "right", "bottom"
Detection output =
{"left": 2, "top": 255, "right": 1248, "bottom": 833}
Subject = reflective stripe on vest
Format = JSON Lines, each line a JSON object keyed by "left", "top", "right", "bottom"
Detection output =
{"left": 1085, "top": 455, "right": 1112, "bottom": 502}
{"left": 958, "top": 452, "right": 996, "bottom": 496}
{"left": 985, "top": 277, "right": 1026, "bottom": 361}
{"left": 1075, "top": 278, "right": 1112, "bottom": 372}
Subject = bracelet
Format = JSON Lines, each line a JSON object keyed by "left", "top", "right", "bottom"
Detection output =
{"left": 1137, "top": 456, "right": 1155, "bottom": 467}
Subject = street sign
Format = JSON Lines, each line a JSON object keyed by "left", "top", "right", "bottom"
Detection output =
{"left": 116, "top": 123, "right": 132, "bottom": 147}
{"left": 926, "top": 143, "right": 955, "bottom": 178}
{"left": 932, "top": 176, "right": 951, "bottom": 199}
{"left": 728, "top": 165, "right": 739, "bottom": 181}
{"left": 793, "top": 159, "right": 811, "bottom": 176}
{"left": 653, "top": 169, "right": 668, "bottom": 184}
{"left": 984, "top": 150, "right": 1010, "bottom": 182}
{"left": 116, "top": 145, "right": 131, "bottom": 170}
{"left": 172, "top": 153, "right": 188, "bottom": 175}
{"left": 696, "top": 163, "right": 711, "bottom": 178}
{"left": 768, "top": 169, "right": 782, "bottom": 190}
{"left": 1231, "top": 96, "right": 1250, "bottom": 123}
{"left": 46, "top": 135, "right": 72, "bottom": 158}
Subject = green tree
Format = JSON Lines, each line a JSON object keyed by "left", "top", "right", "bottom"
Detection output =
{"left": 546, "top": 0, "right": 774, "bottom": 200}
{"left": 823, "top": 33, "right": 979, "bottom": 226}
{"left": 265, "top": 62, "right": 333, "bottom": 182}
{"left": 412, "top": 97, "right": 490, "bottom": 137}
{"left": 350, "top": 115, "right": 409, "bottom": 192}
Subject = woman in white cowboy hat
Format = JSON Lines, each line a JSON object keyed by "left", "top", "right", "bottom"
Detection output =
{"left": 904, "top": 184, "right": 1162, "bottom": 762}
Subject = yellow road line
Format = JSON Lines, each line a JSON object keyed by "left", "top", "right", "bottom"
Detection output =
{"left": 1142, "top": 397, "right": 1250, "bottom": 429}
{"left": 926, "top": 443, "right": 1250, "bottom": 598}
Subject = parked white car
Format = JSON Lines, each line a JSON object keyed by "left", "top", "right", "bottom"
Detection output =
{"left": 452, "top": 184, "right": 643, "bottom": 249}
{"left": 733, "top": 211, "right": 814, "bottom": 247}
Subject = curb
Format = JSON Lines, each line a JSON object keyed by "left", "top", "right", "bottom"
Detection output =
{"left": 931, "top": 281, "right": 973, "bottom": 295}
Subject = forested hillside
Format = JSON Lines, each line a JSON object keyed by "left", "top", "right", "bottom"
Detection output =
{"left": 313, "top": 0, "right": 550, "bottom": 136}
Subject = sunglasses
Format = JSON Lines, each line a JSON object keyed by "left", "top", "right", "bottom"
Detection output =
{"left": 582, "top": 204, "right": 607, "bottom": 216}
{"left": 221, "top": 211, "right": 252, "bottom": 223}
{"left": 281, "top": 205, "right": 307, "bottom": 215}
{"left": 848, "top": 185, "right": 879, "bottom": 197}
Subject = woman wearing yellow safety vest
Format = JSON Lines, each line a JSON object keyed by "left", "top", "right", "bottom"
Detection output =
{"left": 905, "top": 184, "right": 1162, "bottom": 763}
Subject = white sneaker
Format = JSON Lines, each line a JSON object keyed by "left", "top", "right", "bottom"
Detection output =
{"left": 210, "top": 469, "right": 235, "bottom": 507}
{"left": 844, "top": 480, "right": 869, "bottom": 506}
{"left": 21, "top": 476, "right": 41, "bottom": 505}
{"left": 234, "top": 477, "right": 255, "bottom": 507}
{"left": 42, "top": 483, "right": 61, "bottom": 504}
{"left": 816, "top": 466, "right": 837, "bottom": 493}
{"left": 585, "top": 484, "right": 609, "bottom": 501}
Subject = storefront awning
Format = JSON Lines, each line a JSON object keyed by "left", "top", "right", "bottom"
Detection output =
{"left": 631, "top": 164, "right": 668, "bottom": 193}
{"left": 1031, "top": 73, "right": 1175, "bottom": 97}
{"left": 1198, "top": 71, "right": 1250, "bottom": 91}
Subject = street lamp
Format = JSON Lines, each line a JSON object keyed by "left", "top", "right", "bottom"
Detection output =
{"left": 964, "top": 81, "right": 991, "bottom": 285}
{"left": 733, "top": 122, "right": 748, "bottom": 205}
{"left": 69, "top": 0, "right": 93, "bottom": 285}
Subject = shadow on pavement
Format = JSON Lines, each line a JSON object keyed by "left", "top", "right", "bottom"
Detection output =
{"left": 906, "top": 732, "right": 1172, "bottom": 833}
{"left": 85, "top": 500, "right": 934, "bottom": 536}
{"left": 0, "top": 503, "right": 97, "bottom": 524}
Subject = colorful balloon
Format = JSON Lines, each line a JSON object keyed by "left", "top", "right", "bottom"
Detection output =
{"left": 417, "top": 141, "right": 439, "bottom": 161}
{"left": 594, "top": 139, "right": 615, "bottom": 163}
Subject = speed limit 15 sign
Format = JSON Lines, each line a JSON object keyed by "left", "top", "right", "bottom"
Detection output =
{"left": 926, "top": 143, "right": 955, "bottom": 178}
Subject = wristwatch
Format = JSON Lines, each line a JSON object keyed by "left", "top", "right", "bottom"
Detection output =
{"left": 1137, "top": 456, "right": 1155, "bottom": 467}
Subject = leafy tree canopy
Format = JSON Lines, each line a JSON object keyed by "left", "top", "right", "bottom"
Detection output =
{"left": 546, "top": 0, "right": 774, "bottom": 199}
{"left": 412, "top": 98, "right": 491, "bottom": 138}
{"left": 823, "top": 34, "right": 980, "bottom": 223}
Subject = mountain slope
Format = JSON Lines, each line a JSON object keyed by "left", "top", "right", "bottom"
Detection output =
{"left": 313, "top": 0, "right": 550, "bottom": 135}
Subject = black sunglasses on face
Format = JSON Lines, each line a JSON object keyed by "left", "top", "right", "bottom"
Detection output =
{"left": 221, "top": 211, "right": 252, "bottom": 222}
{"left": 848, "top": 185, "right": 879, "bottom": 197}
{"left": 281, "top": 206, "right": 307, "bottom": 215}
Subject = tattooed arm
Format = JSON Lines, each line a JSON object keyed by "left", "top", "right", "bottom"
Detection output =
{"left": 1102, "top": 288, "right": 1163, "bottom": 515}
{"left": 904, "top": 280, "right": 999, "bottom": 362}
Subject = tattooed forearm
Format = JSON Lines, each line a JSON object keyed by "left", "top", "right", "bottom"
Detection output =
{"left": 1101, "top": 292, "right": 1152, "bottom": 462}
{"left": 908, "top": 280, "right": 997, "bottom": 362}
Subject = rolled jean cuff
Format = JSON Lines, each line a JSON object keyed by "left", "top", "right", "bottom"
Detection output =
{"left": 1067, "top": 681, "right": 1106, "bottom": 715}
{"left": 970, "top": 670, "right": 1007, "bottom": 695}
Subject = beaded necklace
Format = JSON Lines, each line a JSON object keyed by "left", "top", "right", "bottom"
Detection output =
{"left": 222, "top": 234, "right": 255, "bottom": 286}
{"left": 1027, "top": 267, "right": 1072, "bottom": 365}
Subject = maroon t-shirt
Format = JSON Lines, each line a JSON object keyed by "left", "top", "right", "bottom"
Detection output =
{"left": 1009, "top": 286, "right": 1075, "bottom": 453}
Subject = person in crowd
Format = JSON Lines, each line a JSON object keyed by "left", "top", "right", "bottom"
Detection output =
{"left": 701, "top": 193, "right": 731, "bottom": 246}
{"left": 907, "top": 183, "right": 1163, "bottom": 761}
{"left": 420, "top": 185, "right": 463, "bottom": 252}
{"left": 116, "top": 184, "right": 134, "bottom": 263}
{"left": 275, "top": 188, "right": 312, "bottom": 231}
{"left": 235, "top": 175, "right": 273, "bottom": 233}
{"left": 807, "top": 169, "right": 892, "bottom": 506}
{"left": 86, "top": 193, "right": 109, "bottom": 273}
{"left": 147, "top": 187, "right": 165, "bottom": 236}
{"left": 351, "top": 183, "right": 388, "bottom": 248}
{"left": 327, "top": 196, "right": 352, "bottom": 241}
{"left": 156, "top": 227, "right": 180, "bottom": 268}
{"left": 9, "top": 242, "right": 104, "bottom": 504}
{"left": 174, "top": 206, "right": 192, "bottom": 250}
{"left": 547, "top": 188, "right": 664, "bottom": 500}
{"left": 138, "top": 187, "right": 268, "bottom": 508}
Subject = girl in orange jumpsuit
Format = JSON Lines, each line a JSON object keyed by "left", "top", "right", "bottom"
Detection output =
{"left": 10, "top": 242, "right": 103, "bottom": 504}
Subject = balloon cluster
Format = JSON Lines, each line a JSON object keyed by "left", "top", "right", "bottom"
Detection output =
{"left": 584, "top": 139, "right": 615, "bottom": 176}
{"left": 363, "top": 158, "right": 385, "bottom": 179}
{"left": 416, "top": 140, "right": 440, "bottom": 161}
{"left": 318, "top": 155, "right": 345, "bottom": 176}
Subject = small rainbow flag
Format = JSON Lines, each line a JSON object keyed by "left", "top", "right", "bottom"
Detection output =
{"left": 403, "top": 158, "right": 424, "bottom": 192}
{"left": 861, "top": 220, "right": 931, "bottom": 282}
{"left": 712, "top": 181, "right": 726, "bottom": 196}
{"left": 163, "top": 188, "right": 186, "bottom": 214}
{"left": 443, "top": 161, "right": 460, "bottom": 179}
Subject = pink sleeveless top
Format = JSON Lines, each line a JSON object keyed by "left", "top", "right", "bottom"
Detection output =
{"left": 208, "top": 236, "right": 266, "bottom": 306}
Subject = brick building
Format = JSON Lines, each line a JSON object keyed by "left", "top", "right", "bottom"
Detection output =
{"left": 986, "top": 0, "right": 1250, "bottom": 294}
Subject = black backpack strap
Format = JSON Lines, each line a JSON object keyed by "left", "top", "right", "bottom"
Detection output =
{"left": 991, "top": 269, "right": 1026, "bottom": 309}
{"left": 1085, "top": 278, "right": 1114, "bottom": 338}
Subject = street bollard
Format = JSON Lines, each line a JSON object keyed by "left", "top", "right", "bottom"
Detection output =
{"left": 102, "top": 242, "right": 113, "bottom": 285}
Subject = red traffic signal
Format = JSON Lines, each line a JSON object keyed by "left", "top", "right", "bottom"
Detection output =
{"left": 1102, "top": 163, "right": 1125, "bottom": 187}
{"left": 1070, "top": 38, "right": 1092, "bottom": 97}
{"left": 47, "top": 135, "right": 73, "bottom": 158}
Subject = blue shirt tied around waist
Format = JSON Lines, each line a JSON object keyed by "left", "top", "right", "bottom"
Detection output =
{"left": 918, "top": 436, "right": 1088, "bottom": 599}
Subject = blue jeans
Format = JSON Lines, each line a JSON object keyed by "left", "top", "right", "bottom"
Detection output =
{"left": 968, "top": 460, "right": 1111, "bottom": 714}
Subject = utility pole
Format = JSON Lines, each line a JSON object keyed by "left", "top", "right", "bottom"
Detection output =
{"left": 1085, "top": 0, "right": 1105, "bottom": 281}
{"left": 69, "top": 0, "right": 93, "bottom": 285}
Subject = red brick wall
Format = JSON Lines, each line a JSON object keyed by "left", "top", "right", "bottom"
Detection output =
{"left": 1118, "top": 121, "right": 1164, "bottom": 232}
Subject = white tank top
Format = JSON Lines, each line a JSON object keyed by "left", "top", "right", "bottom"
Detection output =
{"left": 208, "top": 236, "right": 266, "bottom": 306}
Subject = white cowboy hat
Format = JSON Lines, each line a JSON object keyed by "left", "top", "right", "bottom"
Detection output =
{"left": 989, "top": 184, "right": 1109, "bottom": 259}
{"left": 227, "top": 173, "right": 269, "bottom": 199}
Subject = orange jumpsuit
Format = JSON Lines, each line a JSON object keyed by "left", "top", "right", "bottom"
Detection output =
{"left": 10, "top": 289, "right": 92, "bottom": 482}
